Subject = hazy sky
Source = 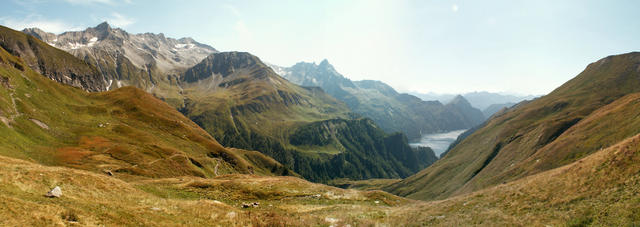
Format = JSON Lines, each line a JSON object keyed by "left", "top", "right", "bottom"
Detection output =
{"left": 2, "top": 0, "right": 639, "bottom": 95}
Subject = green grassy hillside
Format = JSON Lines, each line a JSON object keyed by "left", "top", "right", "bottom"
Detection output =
{"left": 385, "top": 52, "right": 640, "bottom": 200}
{"left": 0, "top": 44, "right": 287, "bottom": 179}
{"left": 390, "top": 132, "right": 640, "bottom": 226}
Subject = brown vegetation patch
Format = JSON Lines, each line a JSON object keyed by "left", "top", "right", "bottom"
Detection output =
{"left": 78, "top": 136, "right": 111, "bottom": 151}
{"left": 55, "top": 147, "right": 92, "bottom": 165}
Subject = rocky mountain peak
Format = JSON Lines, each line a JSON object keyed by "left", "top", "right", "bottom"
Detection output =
{"left": 86, "top": 21, "right": 117, "bottom": 40}
{"left": 317, "top": 59, "right": 339, "bottom": 73}
{"left": 95, "top": 21, "right": 111, "bottom": 32}
{"left": 319, "top": 59, "right": 330, "bottom": 67}
{"left": 213, "top": 51, "right": 262, "bottom": 68}
{"left": 21, "top": 27, "right": 55, "bottom": 40}
{"left": 182, "top": 51, "right": 266, "bottom": 83}
{"left": 448, "top": 95, "right": 472, "bottom": 107}
{"left": 22, "top": 23, "right": 218, "bottom": 91}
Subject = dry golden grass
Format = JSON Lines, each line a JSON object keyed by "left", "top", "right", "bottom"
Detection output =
{"left": 386, "top": 133, "right": 640, "bottom": 226}
{"left": 0, "top": 153, "right": 411, "bottom": 226}
{"left": 3, "top": 130, "right": 639, "bottom": 226}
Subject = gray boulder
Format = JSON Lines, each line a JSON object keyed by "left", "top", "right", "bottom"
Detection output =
{"left": 45, "top": 186, "right": 62, "bottom": 198}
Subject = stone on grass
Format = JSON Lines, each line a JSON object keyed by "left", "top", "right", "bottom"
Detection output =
{"left": 46, "top": 186, "right": 62, "bottom": 198}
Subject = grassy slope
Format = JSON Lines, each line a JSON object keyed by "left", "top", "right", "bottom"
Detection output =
{"left": 0, "top": 154, "right": 408, "bottom": 226}
{"left": 390, "top": 132, "right": 640, "bottom": 226}
{"left": 181, "top": 61, "right": 351, "bottom": 146}
{"left": 0, "top": 45, "right": 287, "bottom": 179}
{"left": 385, "top": 52, "right": 640, "bottom": 200}
{"left": 2, "top": 129, "right": 639, "bottom": 226}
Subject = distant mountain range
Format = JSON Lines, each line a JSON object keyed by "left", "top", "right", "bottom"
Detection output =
{"left": 270, "top": 60, "right": 485, "bottom": 140}
{"left": 412, "top": 91, "right": 537, "bottom": 118}
{"left": 412, "top": 91, "right": 537, "bottom": 109}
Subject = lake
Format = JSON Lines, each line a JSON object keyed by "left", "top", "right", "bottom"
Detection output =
{"left": 409, "top": 129, "right": 468, "bottom": 157}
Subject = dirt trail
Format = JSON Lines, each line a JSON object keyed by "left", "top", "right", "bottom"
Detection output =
{"left": 147, "top": 153, "right": 182, "bottom": 165}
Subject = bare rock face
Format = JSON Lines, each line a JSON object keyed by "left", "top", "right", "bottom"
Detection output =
{"left": 183, "top": 52, "right": 263, "bottom": 83}
{"left": 45, "top": 186, "right": 62, "bottom": 198}
{"left": 22, "top": 22, "right": 218, "bottom": 92}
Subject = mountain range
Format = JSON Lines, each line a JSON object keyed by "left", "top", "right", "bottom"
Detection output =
{"left": 1, "top": 20, "right": 639, "bottom": 226}
{"left": 412, "top": 91, "right": 537, "bottom": 118}
{"left": 17, "top": 23, "right": 439, "bottom": 182}
{"left": 0, "top": 25, "right": 289, "bottom": 179}
{"left": 270, "top": 60, "right": 485, "bottom": 140}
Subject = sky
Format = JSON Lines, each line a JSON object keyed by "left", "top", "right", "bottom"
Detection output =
{"left": 1, "top": 0, "right": 639, "bottom": 95}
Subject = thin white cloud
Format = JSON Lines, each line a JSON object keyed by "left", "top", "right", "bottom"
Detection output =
{"left": 224, "top": 4, "right": 241, "bottom": 18}
{"left": 64, "top": 0, "right": 114, "bottom": 5}
{"left": 452, "top": 4, "right": 459, "bottom": 13}
{"left": 234, "top": 20, "right": 251, "bottom": 38}
{"left": 104, "top": 12, "right": 135, "bottom": 28}
{"left": 0, "top": 16, "right": 80, "bottom": 33}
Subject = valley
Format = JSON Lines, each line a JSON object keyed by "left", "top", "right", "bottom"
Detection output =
{"left": 1, "top": 2, "right": 639, "bottom": 225}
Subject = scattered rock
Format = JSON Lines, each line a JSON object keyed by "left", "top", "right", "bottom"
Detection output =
{"left": 30, "top": 119, "right": 49, "bottom": 130}
{"left": 312, "top": 194, "right": 321, "bottom": 198}
{"left": 104, "top": 170, "right": 113, "bottom": 176}
{"left": 0, "top": 76, "right": 11, "bottom": 89}
{"left": 150, "top": 207, "right": 161, "bottom": 211}
{"left": 0, "top": 116, "right": 9, "bottom": 128}
{"left": 241, "top": 202, "right": 260, "bottom": 208}
{"left": 374, "top": 200, "right": 380, "bottom": 204}
{"left": 46, "top": 186, "right": 62, "bottom": 198}
{"left": 61, "top": 211, "right": 79, "bottom": 222}
{"left": 324, "top": 217, "right": 339, "bottom": 224}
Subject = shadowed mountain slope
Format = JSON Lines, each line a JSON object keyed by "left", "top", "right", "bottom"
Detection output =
{"left": 0, "top": 25, "right": 106, "bottom": 91}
